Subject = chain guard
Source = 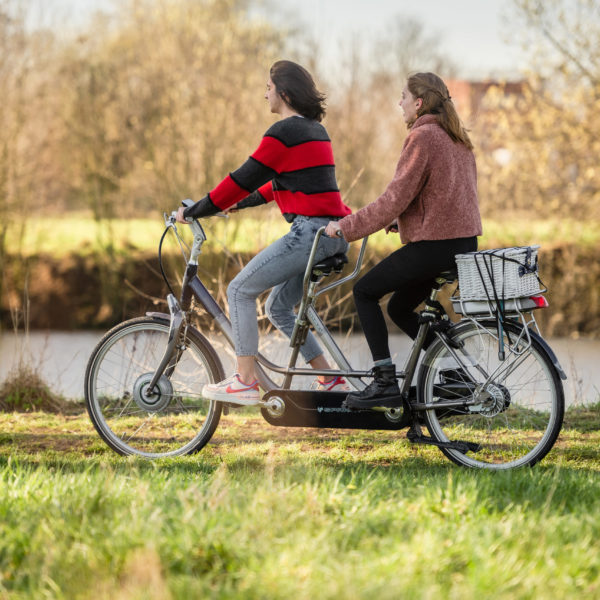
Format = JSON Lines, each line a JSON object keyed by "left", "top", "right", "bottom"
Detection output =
{"left": 261, "top": 390, "right": 412, "bottom": 430}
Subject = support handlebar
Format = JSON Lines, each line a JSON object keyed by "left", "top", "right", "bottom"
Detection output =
{"left": 302, "top": 226, "right": 368, "bottom": 298}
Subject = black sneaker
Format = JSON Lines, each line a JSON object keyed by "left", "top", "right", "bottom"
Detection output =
{"left": 344, "top": 364, "right": 402, "bottom": 409}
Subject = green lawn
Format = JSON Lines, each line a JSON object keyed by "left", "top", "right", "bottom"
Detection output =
{"left": 1, "top": 407, "right": 599, "bottom": 599}
{"left": 7, "top": 213, "right": 600, "bottom": 257}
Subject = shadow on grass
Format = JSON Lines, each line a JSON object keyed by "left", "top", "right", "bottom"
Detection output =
{"left": 0, "top": 431, "right": 102, "bottom": 453}
{"left": 1, "top": 407, "right": 599, "bottom": 513}
{"left": 1, "top": 433, "right": 598, "bottom": 474}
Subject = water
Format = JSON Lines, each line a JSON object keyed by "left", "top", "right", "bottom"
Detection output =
{"left": 0, "top": 330, "right": 598, "bottom": 406}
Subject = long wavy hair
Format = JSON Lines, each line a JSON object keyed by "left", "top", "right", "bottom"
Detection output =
{"left": 407, "top": 72, "right": 473, "bottom": 150}
{"left": 270, "top": 60, "right": 326, "bottom": 122}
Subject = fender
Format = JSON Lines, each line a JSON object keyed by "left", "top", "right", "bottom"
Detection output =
{"left": 527, "top": 326, "right": 567, "bottom": 380}
{"left": 144, "top": 309, "right": 219, "bottom": 366}
{"left": 146, "top": 311, "right": 170, "bottom": 320}
{"left": 446, "top": 319, "right": 567, "bottom": 381}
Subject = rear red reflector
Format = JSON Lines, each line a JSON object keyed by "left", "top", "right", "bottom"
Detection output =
{"left": 530, "top": 295, "right": 548, "bottom": 308}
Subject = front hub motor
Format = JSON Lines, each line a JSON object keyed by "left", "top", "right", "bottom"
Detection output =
{"left": 132, "top": 373, "right": 174, "bottom": 412}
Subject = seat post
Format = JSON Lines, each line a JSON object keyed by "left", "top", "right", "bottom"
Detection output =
{"left": 400, "top": 272, "right": 454, "bottom": 394}
{"left": 284, "top": 278, "right": 320, "bottom": 388}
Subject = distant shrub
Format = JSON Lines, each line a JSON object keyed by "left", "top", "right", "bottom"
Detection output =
{"left": 0, "top": 365, "right": 66, "bottom": 413}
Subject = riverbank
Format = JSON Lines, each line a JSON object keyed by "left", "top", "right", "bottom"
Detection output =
{"left": 2, "top": 216, "right": 599, "bottom": 336}
{"left": 2, "top": 241, "right": 600, "bottom": 337}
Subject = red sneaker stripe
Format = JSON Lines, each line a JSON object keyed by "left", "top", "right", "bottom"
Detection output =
{"left": 225, "top": 385, "right": 257, "bottom": 394}
{"left": 224, "top": 375, "right": 259, "bottom": 393}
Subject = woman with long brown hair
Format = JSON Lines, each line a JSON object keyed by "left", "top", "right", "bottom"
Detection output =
{"left": 325, "top": 72, "right": 482, "bottom": 408}
{"left": 177, "top": 60, "right": 351, "bottom": 405}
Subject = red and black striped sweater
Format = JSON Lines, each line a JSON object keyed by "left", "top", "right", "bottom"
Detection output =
{"left": 183, "top": 116, "right": 351, "bottom": 222}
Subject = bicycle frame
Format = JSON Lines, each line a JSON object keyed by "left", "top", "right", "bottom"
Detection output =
{"left": 154, "top": 214, "right": 373, "bottom": 394}
{"left": 150, "top": 211, "right": 448, "bottom": 404}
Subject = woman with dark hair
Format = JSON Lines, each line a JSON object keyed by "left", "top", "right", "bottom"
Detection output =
{"left": 177, "top": 60, "right": 351, "bottom": 405}
{"left": 325, "top": 72, "right": 482, "bottom": 408}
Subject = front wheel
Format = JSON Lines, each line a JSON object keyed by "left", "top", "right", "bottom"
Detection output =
{"left": 418, "top": 320, "right": 564, "bottom": 469}
{"left": 84, "top": 316, "right": 225, "bottom": 458}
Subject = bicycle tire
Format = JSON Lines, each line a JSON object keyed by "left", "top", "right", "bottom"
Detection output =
{"left": 84, "top": 316, "right": 225, "bottom": 458}
{"left": 418, "top": 319, "right": 564, "bottom": 469}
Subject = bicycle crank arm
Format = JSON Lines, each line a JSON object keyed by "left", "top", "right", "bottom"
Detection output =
{"left": 146, "top": 294, "right": 184, "bottom": 393}
{"left": 406, "top": 426, "right": 481, "bottom": 454}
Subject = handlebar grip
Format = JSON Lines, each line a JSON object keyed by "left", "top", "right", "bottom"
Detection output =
{"left": 181, "top": 198, "right": 194, "bottom": 222}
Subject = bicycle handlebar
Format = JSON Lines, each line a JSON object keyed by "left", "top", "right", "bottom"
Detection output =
{"left": 303, "top": 226, "right": 368, "bottom": 298}
{"left": 165, "top": 210, "right": 367, "bottom": 289}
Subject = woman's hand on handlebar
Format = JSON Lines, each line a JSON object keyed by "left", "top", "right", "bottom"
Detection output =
{"left": 325, "top": 221, "right": 344, "bottom": 238}
{"left": 385, "top": 219, "right": 399, "bottom": 234}
{"left": 175, "top": 206, "right": 189, "bottom": 224}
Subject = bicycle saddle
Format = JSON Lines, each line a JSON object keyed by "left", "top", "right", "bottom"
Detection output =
{"left": 312, "top": 253, "right": 348, "bottom": 276}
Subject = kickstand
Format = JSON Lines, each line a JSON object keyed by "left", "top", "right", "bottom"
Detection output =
{"left": 405, "top": 395, "right": 424, "bottom": 441}
{"left": 406, "top": 404, "right": 481, "bottom": 454}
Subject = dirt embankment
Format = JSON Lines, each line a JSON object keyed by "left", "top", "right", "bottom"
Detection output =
{"left": 1, "top": 244, "right": 599, "bottom": 337}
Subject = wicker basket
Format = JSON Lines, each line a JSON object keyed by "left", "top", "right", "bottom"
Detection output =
{"left": 455, "top": 246, "right": 543, "bottom": 301}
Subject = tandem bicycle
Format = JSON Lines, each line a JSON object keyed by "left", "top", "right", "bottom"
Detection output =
{"left": 84, "top": 202, "right": 566, "bottom": 469}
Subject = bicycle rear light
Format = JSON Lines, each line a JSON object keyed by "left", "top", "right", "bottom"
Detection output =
{"left": 530, "top": 295, "right": 548, "bottom": 308}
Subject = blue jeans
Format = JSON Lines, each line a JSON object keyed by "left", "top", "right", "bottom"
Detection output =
{"left": 227, "top": 216, "right": 348, "bottom": 362}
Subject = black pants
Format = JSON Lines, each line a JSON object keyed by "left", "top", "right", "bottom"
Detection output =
{"left": 353, "top": 237, "right": 477, "bottom": 362}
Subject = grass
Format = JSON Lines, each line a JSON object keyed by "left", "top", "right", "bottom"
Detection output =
{"left": 7, "top": 213, "right": 600, "bottom": 257}
{"left": 0, "top": 405, "right": 599, "bottom": 599}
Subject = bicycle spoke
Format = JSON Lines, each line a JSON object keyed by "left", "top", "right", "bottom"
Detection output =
{"left": 85, "top": 318, "right": 222, "bottom": 457}
{"left": 420, "top": 321, "right": 563, "bottom": 469}
{"left": 116, "top": 397, "right": 135, "bottom": 418}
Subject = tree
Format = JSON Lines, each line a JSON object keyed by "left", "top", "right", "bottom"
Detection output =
{"left": 57, "top": 0, "right": 286, "bottom": 219}
{"left": 475, "top": 0, "right": 600, "bottom": 220}
{"left": 0, "top": 0, "right": 58, "bottom": 324}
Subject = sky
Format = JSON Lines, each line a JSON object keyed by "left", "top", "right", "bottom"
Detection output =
{"left": 274, "top": 0, "right": 525, "bottom": 79}
{"left": 34, "top": 0, "right": 525, "bottom": 79}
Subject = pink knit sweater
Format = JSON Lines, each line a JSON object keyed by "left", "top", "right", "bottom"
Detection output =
{"left": 339, "top": 114, "right": 482, "bottom": 243}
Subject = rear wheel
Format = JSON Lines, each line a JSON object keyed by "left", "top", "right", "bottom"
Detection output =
{"left": 418, "top": 320, "right": 564, "bottom": 469}
{"left": 84, "top": 316, "right": 224, "bottom": 458}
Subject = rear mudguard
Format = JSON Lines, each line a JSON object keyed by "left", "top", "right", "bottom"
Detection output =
{"left": 444, "top": 319, "right": 567, "bottom": 381}
{"left": 527, "top": 326, "right": 567, "bottom": 380}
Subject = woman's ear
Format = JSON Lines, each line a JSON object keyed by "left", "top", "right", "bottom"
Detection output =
{"left": 415, "top": 97, "right": 423, "bottom": 110}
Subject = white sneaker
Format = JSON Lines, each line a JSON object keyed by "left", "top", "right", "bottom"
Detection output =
{"left": 202, "top": 374, "right": 260, "bottom": 405}
{"left": 311, "top": 375, "right": 350, "bottom": 392}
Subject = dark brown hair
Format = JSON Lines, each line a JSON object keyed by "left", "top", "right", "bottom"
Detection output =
{"left": 270, "top": 60, "right": 326, "bottom": 122}
{"left": 407, "top": 72, "right": 473, "bottom": 150}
